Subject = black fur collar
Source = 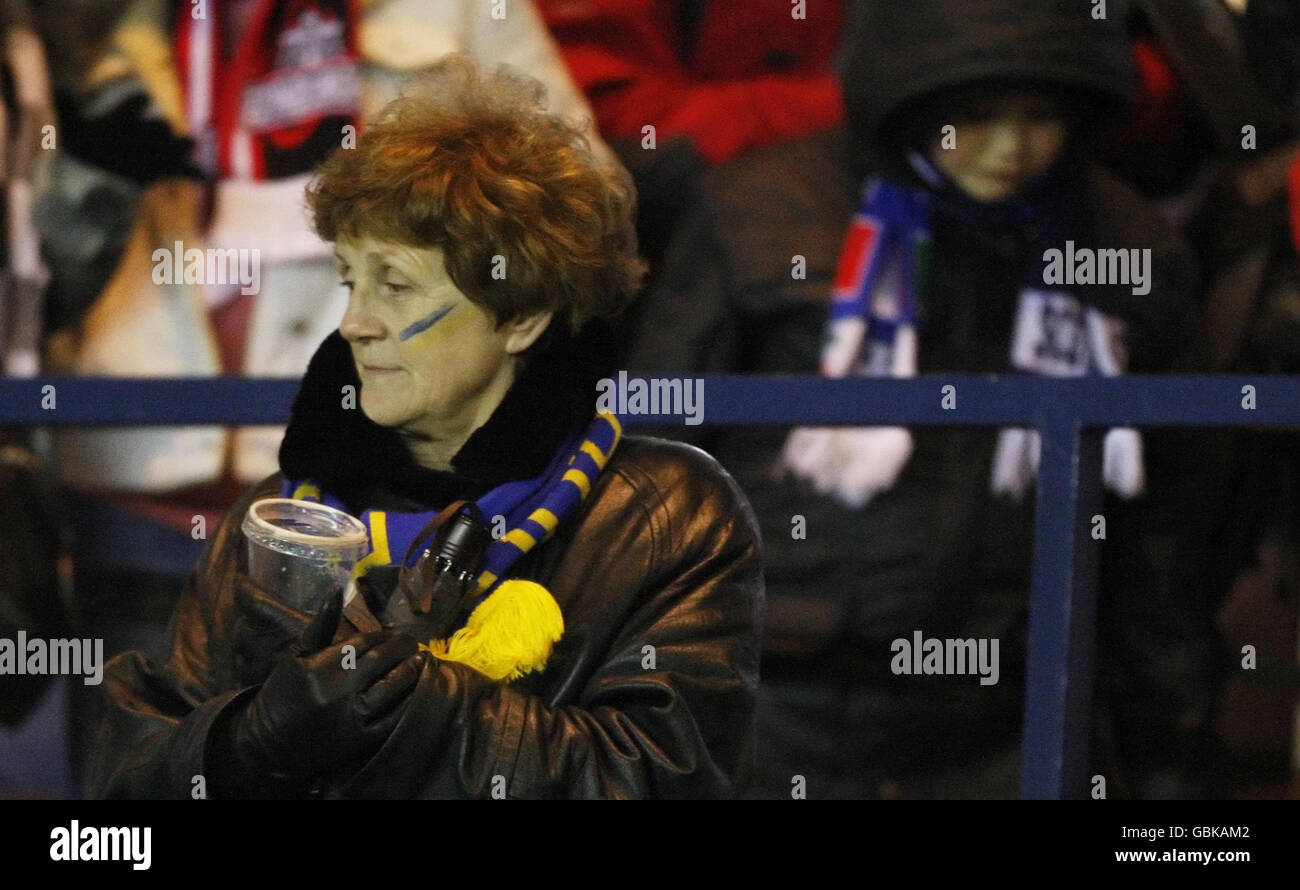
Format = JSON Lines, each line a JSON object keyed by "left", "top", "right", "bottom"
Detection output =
{"left": 278, "top": 318, "right": 618, "bottom": 511}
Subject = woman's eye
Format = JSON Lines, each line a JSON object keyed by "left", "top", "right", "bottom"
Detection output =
{"left": 339, "top": 280, "right": 355, "bottom": 291}
{"left": 383, "top": 281, "right": 411, "bottom": 295}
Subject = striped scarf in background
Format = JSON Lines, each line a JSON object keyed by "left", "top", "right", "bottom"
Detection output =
{"left": 777, "top": 153, "right": 1145, "bottom": 509}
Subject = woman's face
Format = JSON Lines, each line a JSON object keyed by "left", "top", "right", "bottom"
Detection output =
{"left": 335, "top": 235, "right": 551, "bottom": 450}
{"left": 926, "top": 92, "right": 1069, "bottom": 202}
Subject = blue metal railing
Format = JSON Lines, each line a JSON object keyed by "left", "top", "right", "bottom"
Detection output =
{"left": 3, "top": 373, "right": 1297, "bottom": 799}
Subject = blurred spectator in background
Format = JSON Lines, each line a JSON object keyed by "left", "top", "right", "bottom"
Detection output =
{"left": 0, "top": 0, "right": 54, "bottom": 378}
{"left": 625, "top": 0, "right": 1230, "bottom": 798}
{"left": 0, "top": 0, "right": 81, "bottom": 800}
{"left": 1101, "top": 0, "right": 1286, "bottom": 229}
{"left": 1167, "top": 0, "right": 1300, "bottom": 793}
{"left": 33, "top": 0, "right": 609, "bottom": 795}
{"left": 537, "top": 0, "right": 847, "bottom": 347}
{"left": 0, "top": 444, "right": 72, "bottom": 798}
{"left": 1101, "top": 0, "right": 1300, "bottom": 794}
{"left": 538, "top": 0, "right": 845, "bottom": 166}
{"left": 1081, "top": 1, "right": 1300, "bottom": 793}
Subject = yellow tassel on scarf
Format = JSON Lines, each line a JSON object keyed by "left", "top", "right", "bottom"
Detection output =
{"left": 421, "top": 580, "right": 564, "bottom": 682}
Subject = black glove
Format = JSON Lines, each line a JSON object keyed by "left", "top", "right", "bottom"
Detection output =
{"left": 212, "top": 589, "right": 423, "bottom": 798}
{"left": 231, "top": 576, "right": 318, "bottom": 685}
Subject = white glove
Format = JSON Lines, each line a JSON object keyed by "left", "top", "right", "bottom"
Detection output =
{"left": 776, "top": 425, "right": 914, "bottom": 509}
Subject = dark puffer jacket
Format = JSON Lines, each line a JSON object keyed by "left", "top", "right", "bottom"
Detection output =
{"left": 88, "top": 321, "right": 764, "bottom": 799}
{"left": 627, "top": 0, "right": 1228, "bottom": 797}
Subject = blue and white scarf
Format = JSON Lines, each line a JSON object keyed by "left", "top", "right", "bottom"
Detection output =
{"left": 778, "top": 153, "right": 1144, "bottom": 508}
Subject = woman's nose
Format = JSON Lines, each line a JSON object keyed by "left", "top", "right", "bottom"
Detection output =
{"left": 339, "top": 287, "right": 385, "bottom": 342}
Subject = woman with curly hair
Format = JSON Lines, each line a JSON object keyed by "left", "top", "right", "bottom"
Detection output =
{"left": 89, "top": 56, "right": 763, "bottom": 800}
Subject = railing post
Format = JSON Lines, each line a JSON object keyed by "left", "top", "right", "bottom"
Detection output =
{"left": 1021, "top": 412, "right": 1104, "bottom": 799}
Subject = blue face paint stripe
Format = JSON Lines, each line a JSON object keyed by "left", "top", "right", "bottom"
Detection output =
{"left": 399, "top": 305, "right": 454, "bottom": 341}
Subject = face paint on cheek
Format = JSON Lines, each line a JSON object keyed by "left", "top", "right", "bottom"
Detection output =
{"left": 399, "top": 304, "right": 456, "bottom": 342}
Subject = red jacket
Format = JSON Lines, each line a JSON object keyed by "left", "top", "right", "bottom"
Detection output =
{"left": 538, "top": 0, "right": 846, "bottom": 164}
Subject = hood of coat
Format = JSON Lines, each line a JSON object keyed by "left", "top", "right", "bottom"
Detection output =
{"left": 839, "top": 0, "right": 1135, "bottom": 176}
{"left": 278, "top": 316, "right": 619, "bottom": 511}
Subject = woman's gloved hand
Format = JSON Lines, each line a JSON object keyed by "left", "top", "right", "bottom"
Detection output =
{"left": 231, "top": 575, "right": 315, "bottom": 684}
{"left": 212, "top": 590, "right": 424, "bottom": 797}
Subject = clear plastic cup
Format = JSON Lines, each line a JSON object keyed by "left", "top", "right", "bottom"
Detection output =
{"left": 241, "top": 498, "right": 370, "bottom": 613}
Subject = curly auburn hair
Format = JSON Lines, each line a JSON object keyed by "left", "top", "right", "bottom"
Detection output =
{"left": 306, "top": 54, "right": 644, "bottom": 335}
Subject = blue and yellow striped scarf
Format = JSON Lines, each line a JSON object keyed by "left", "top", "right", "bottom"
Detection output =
{"left": 280, "top": 410, "right": 623, "bottom": 680}
{"left": 283, "top": 410, "right": 621, "bottom": 597}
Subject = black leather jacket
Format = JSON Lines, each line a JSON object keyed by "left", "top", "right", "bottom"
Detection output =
{"left": 88, "top": 326, "right": 765, "bottom": 799}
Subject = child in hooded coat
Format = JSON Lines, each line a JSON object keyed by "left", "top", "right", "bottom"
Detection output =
{"left": 626, "top": 0, "right": 1230, "bottom": 798}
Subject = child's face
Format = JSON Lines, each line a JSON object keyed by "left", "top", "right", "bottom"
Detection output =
{"left": 926, "top": 93, "right": 1068, "bottom": 202}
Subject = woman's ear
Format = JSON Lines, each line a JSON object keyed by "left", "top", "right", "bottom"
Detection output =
{"left": 504, "top": 309, "right": 554, "bottom": 355}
